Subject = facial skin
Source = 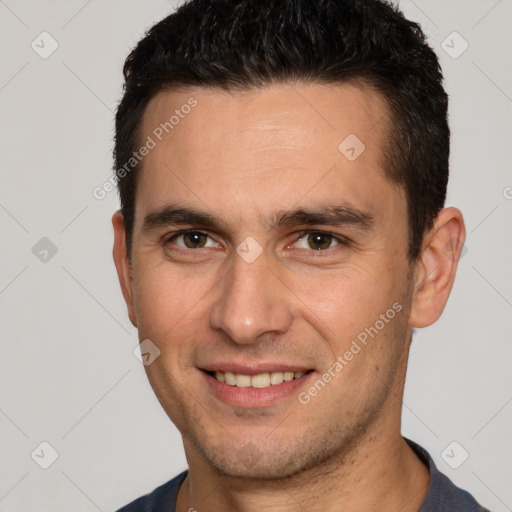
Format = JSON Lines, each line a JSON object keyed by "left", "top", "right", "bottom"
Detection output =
{"left": 113, "top": 82, "right": 465, "bottom": 511}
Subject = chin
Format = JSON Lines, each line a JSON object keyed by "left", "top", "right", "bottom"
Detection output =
{"left": 212, "top": 457, "right": 304, "bottom": 480}
{"left": 197, "top": 437, "right": 338, "bottom": 481}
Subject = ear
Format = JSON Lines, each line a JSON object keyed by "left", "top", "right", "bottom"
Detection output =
{"left": 112, "top": 210, "right": 137, "bottom": 327}
{"left": 409, "top": 207, "right": 466, "bottom": 328}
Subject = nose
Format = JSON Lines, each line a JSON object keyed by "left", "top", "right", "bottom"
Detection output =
{"left": 209, "top": 248, "right": 294, "bottom": 345}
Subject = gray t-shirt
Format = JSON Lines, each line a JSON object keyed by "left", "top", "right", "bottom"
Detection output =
{"left": 116, "top": 437, "right": 491, "bottom": 511}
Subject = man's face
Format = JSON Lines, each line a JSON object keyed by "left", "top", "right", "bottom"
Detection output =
{"left": 121, "top": 83, "right": 415, "bottom": 478}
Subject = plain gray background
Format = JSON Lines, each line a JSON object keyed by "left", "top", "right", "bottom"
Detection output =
{"left": 0, "top": 0, "right": 511, "bottom": 510}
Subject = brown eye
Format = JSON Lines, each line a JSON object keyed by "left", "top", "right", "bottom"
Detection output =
{"left": 171, "top": 231, "right": 213, "bottom": 249}
{"left": 306, "top": 232, "right": 335, "bottom": 250}
{"left": 183, "top": 232, "right": 207, "bottom": 248}
{"left": 295, "top": 232, "right": 340, "bottom": 251}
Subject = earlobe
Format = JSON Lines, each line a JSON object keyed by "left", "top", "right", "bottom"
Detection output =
{"left": 112, "top": 210, "right": 138, "bottom": 327}
{"left": 409, "top": 207, "right": 466, "bottom": 328}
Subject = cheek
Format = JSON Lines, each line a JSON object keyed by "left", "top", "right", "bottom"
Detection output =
{"left": 132, "top": 267, "right": 211, "bottom": 395}
{"left": 295, "top": 263, "right": 398, "bottom": 342}
{"left": 131, "top": 262, "right": 211, "bottom": 338}
{"left": 304, "top": 269, "right": 409, "bottom": 402}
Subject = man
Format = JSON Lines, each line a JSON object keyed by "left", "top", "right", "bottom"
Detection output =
{"left": 112, "top": 0, "right": 490, "bottom": 510}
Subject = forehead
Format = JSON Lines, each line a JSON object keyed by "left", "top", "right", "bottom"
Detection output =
{"left": 134, "top": 82, "right": 401, "bottom": 230}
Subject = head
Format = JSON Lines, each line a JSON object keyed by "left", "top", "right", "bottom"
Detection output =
{"left": 112, "top": 0, "right": 465, "bottom": 480}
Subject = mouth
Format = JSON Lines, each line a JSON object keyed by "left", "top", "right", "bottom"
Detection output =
{"left": 203, "top": 369, "right": 311, "bottom": 389}
{"left": 200, "top": 367, "right": 315, "bottom": 408}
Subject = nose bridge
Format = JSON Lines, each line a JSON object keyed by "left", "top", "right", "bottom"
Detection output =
{"left": 209, "top": 247, "right": 293, "bottom": 344}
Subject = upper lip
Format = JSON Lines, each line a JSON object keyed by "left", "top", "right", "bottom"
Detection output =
{"left": 199, "top": 363, "right": 312, "bottom": 375}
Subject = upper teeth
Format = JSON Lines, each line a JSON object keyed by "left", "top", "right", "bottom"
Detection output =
{"left": 214, "top": 371, "right": 305, "bottom": 388}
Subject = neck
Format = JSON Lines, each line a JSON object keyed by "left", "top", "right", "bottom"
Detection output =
{"left": 176, "top": 414, "right": 430, "bottom": 512}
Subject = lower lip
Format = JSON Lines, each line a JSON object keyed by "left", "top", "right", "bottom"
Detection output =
{"left": 201, "top": 370, "right": 314, "bottom": 408}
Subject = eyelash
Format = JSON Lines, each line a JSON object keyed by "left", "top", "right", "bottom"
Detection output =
{"left": 163, "top": 229, "right": 350, "bottom": 256}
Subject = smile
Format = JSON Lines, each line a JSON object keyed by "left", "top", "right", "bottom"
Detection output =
{"left": 206, "top": 370, "right": 307, "bottom": 389}
{"left": 201, "top": 366, "right": 315, "bottom": 407}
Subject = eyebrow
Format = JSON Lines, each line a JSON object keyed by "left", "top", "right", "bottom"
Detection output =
{"left": 141, "top": 202, "right": 375, "bottom": 234}
{"left": 270, "top": 205, "right": 374, "bottom": 232}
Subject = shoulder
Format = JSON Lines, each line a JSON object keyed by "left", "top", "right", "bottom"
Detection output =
{"left": 404, "top": 438, "right": 492, "bottom": 512}
{"left": 115, "top": 470, "right": 188, "bottom": 512}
